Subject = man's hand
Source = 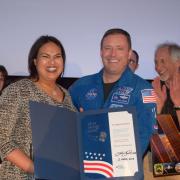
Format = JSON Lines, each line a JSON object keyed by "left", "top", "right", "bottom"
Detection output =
{"left": 152, "top": 77, "right": 167, "bottom": 114}
{"left": 170, "top": 71, "right": 180, "bottom": 106}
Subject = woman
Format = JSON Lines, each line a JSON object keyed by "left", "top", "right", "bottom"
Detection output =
{"left": 0, "top": 65, "right": 8, "bottom": 95}
{"left": 0, "top": 35, "right": 76, "bottom": 179}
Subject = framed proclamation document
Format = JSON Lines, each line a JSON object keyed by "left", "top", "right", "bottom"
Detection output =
{"left": 78, "top": 108, "right": 143, "bottom": 180}
{"left": 29, "top": 102, "right": 143, "bottom": 180}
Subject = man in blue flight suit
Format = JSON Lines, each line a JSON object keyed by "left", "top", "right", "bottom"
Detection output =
{"left": 69, "top": 28, "right": 156, "bottom": 177}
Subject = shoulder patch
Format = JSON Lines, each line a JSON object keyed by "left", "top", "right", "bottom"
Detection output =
{"left": 141, "top": 89, "right": 157, "bottom": 103}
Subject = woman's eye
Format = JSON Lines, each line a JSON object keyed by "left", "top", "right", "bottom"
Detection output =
{"left": 42, "top": 55, "right": 49, "bottom": 58}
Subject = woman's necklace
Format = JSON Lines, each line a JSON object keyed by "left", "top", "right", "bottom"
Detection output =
{"left": 35, "top": 82, "right": 64, "bottom": 102}
{"left": 51, "top": 87, "right": 63, "bottom": 101}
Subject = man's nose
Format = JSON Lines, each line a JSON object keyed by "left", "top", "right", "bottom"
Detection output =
{"left": 111, "top": 48, "right": 116, "bottom": 56}
{"left": 155, "top": 62, "right": 162, "bottom": 72}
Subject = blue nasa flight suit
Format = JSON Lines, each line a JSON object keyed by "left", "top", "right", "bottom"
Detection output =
{"left": 69, "top": 67, "right": 156, "bottom": 156}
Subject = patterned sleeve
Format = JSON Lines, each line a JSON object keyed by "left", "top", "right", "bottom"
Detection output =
{"left": 0, "top": 84, "right": 21, "bottom": 160}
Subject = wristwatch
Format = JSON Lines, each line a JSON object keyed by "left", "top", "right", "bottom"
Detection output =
{"left": 174, "top": 106, "right": 180, "bottom": 111}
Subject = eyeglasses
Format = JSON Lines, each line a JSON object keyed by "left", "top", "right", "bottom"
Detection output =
{"left": 129, "top": 59, "right": 137, "bottom": 65}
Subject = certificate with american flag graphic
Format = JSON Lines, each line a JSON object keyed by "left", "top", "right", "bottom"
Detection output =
{"left": 78, "top": 107, "right": 143, "bottom": 180}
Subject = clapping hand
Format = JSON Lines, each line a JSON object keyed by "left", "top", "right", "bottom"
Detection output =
{"left": 152, "top": 77, "right": 167, "bottom": 114}
{"left": 169, "top": 70, "right": 180, "bottom": 106}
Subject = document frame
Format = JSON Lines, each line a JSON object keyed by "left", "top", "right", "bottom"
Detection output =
{"left": 29, "top": 101, "right": 143, "bottom": 180}
{"left": 77, "top": 107, "right": 143, "bottom": 180}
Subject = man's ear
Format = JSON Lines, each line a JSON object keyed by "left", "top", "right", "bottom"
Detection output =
{"left": 100, "top": 49, "right": 103, "bottom": 58}
{"left": 128, "top": 49, "right": 132, "bottom": 59}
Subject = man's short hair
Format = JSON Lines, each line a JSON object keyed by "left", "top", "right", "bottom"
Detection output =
{"left": 100, "top": 28, "right": 131, "bottom": 49}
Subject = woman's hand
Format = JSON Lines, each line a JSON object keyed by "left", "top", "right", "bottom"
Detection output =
{"left": 6, "top": 149, "right": 34, "bottom": 174}
{"left": 79, "top": 107, "right": 84, "bottom": 112}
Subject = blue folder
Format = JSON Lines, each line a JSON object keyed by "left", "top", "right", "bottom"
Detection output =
{"left": 29, "top": 101, "right": 143, "bottom": 180}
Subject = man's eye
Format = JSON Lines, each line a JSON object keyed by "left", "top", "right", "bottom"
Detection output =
{"left": 104, "top": 47, "right": 111, "bottom": 50}
{"left": 160, "top": 59, "right": 165, "bottom": 64}
{"left": 117, "top": 47, "right": 123, "bottom": 50}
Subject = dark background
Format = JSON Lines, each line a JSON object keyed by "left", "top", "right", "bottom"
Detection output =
{"left": 6, "top": 76, "right": 152, "bottom": 89}
{"left": 6, "top": 76, "right": 78, "bottom": 89}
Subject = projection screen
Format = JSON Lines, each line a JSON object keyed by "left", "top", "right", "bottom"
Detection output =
{"left": 0, "top": 0, "right": 180, "bottom": 79}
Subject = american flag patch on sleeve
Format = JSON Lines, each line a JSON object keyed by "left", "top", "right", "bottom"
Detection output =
{"left": 141, "top": 89, "right": 157, "bottom": 103}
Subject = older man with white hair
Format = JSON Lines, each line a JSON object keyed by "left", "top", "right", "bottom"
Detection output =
{"left": 153, "top": 43, "right": 180, "bottom": 129}
{"left": 144, "top": 43, "right": 180, "bottom": 180}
